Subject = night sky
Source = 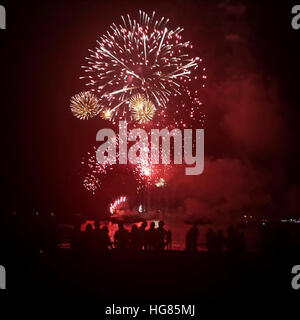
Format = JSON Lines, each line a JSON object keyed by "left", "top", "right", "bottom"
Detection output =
{"left": 1, "top": 0, "right": 300, "bottom": 223}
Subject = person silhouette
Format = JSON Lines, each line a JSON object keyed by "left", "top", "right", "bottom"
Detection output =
{"left": 166, "top": 230, "right": 172, "bottom": 250}
{"left": 185, "top": 225, "right": 199, "bottom": 252}
{"left": 101, "top": 226, "right": 112, "bottom": 251}
{"left": 147, "top": 222, "right": 157, "bottom": 250}
{"left": 85, "top": 224, "right": 93, "bottom": 233}
{"left": 114, "top": 223, "right": 130, "bottom": 250}
{"left": 156, "top": 221, "right": 167, "bottom": 251}
{"left": 92, "top": 221, "right": 104, "bottom": 253}
{"left": 138, "top": 221, "right": 148, "bottom": 250}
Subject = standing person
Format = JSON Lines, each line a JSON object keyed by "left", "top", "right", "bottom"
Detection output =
{"left": 114, "top": 223, "right": 130, "bottom": 251}
{"left": 101, "top": 226, "right": 113, "bottom": 251}
{"left": 156, "top": 221, "right": 167, "bottom": 251}
{"left": 166, "top": 230, "right": 172, "bottom": 250}
{"left": 138, "top": 221, "right": 147, "bottom": 250}
{"left": 93, "top": 221, "right": 104, "bottom": 253}
{"left": 185, "top": 225, "right": 199, "bottom": 252}
{"left": 147, "top": 222, "right": 157, "bottom": 250}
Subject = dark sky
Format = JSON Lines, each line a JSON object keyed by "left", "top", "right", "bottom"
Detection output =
{"left": 1, "top": 0, "right": 300, "bottom": 221}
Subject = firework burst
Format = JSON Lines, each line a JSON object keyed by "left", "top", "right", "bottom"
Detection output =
{"left": 109, "top": 196, "right": 128, "bottom": 214}
{"left": 80, "top": 11, "right": 204, "bottom": 122}
{"left": 70, "top": 91, "right": 100, "bottom": 120}
{"left": 130, "top": 94, "right": 156, "bottom": 123}
{"left": 81, "top": 142, "right": 170, "bottom": 194}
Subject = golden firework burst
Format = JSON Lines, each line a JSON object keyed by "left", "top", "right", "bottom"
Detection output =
{"left": 70, "top": 91, "right": 100, "bottom": 120}
{"left": 101, "top": 108, "right": 113, "bottom": 120}
{"left": 155, "top": 177, "right": 166, "bottom": 187}
{"left": 130, "top": 94, "right": 156, "bottom": 123}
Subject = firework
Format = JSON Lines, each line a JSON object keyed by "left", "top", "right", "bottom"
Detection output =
{"left": 82, "top": 141, "right": 170, "bottom": 194}
{"left": 83, "top": 174, "right": 101, "bottom": 194}
{"left": 70, "top": 91, "right": 100, "bottom": 120}
{"left": 110, "top": 196, "right": 127, "bottom": 214}
{"left": 101, "top": 108, "right": 113, "bottom": 120}
{"left": 130, "top": 94, "right": 156, "bottom": 123}
{"left": 81, "top": 11, "right": 203, "bottom": 122}
{"left": 155, "top": 177, "right": 166, "bottom": 187}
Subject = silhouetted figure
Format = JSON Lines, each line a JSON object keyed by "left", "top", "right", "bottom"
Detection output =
{"left": 130, "top": 224, "right": 139, "bottom": 250}
{"left": 92, "top": 221, "right": 103, "bottom": 253}
{"left": 101, "top": 226, "right": 112, "bottom": 251}
{"left": 166, "top": 230, "right": 172, "bottom": 250}
{"left": 147, "top": 222, "right": 157, "bottom": 250}
{"left": 156, "top": 221, "right": 167, "bottom": 251}
{"left": 94, "top": 221, "right": 101, "bottom": 232}
{"left": 114, "top": 223, "right": 130, "bottom": 250}
{"left": 185, "top": 225, "right": 199, "bottom": 252}
{"left": 138, "top": 221, "right": 148, "bottom": 250}
{"left": 86, "top": 224, "right": 93, "bottom": 233}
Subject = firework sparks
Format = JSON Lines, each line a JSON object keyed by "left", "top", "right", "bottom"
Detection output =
{"left": 83, "top": 174, "right": 101, "bottom": 193}
{"left": 155, "top": 177, "right": 166, "bottom": 187}
{"left": 101, "top": 108, "right": 113, "bottom": 120}
{"left": 70, "top": 91, "right": 100, "bottom": 120}
{"left": 130, "top": 94, "right": 156, "bottom": 123}
{"left": 77, "top": 11, "right": 206, "bottom": 194}
{"left": 80, "top": 11, "right": 204, "bottom": 122}
{"left": 81, "top": 141, "right": 170, "bottom": 194}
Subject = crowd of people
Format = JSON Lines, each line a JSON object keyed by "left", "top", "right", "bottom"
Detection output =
{"left": 71, "top": 221, "right": 246, "bottom": 254}
{"left": 71, "top": 220, "right": 172, "bottom": 253}
{"left": 2, "top": 212, "right": 300, "bottom": 260}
